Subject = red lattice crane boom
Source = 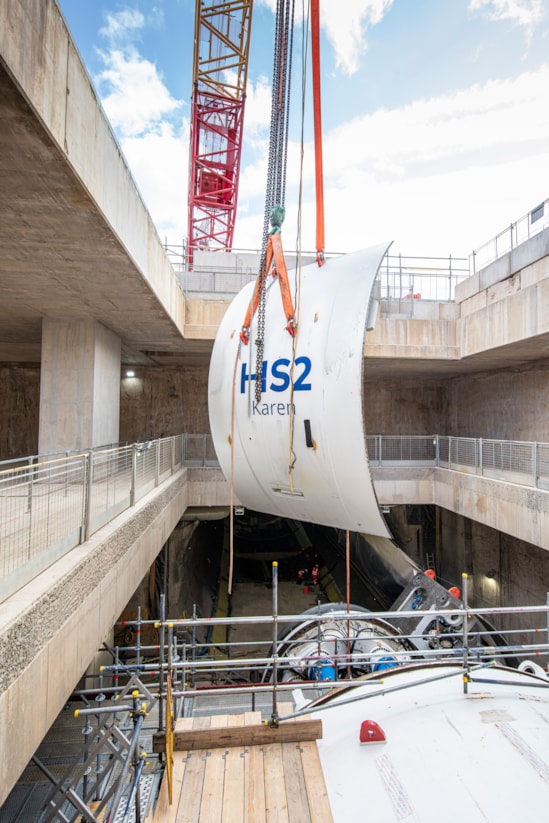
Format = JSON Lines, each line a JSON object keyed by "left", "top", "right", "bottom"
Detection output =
{"left": 187, "top": 0, "right": 253, "bottom": 262}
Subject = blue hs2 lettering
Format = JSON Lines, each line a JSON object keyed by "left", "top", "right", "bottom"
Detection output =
{"left": 240, "top": 357, "right": 312, "bottom": 394}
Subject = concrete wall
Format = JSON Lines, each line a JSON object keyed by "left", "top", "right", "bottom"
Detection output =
{"left": 444, "top": 361, "right": 549, "bottom": 441}
{"left": 364, "top": 360, "right": 549, "bottom": 442}
{"left": 39, "top": 319, "right": 121, "bottom": 453}
{"left": 3, "top": 357, "right": 549, "bottom": 462}
{"left": 365, "top": 302, "right": 459, "bottom": 362}
{"left": 0, "top": 365, "right": 40, "bottom": 460}
{"left": 115, "top": 518, "right": 224, "bottom": 640}
{"left": 119, "top": 365, "right": 210, "bottom": 442}
{"left": 187, "top": 465, "right": 549, "bottom": 561}
{"left": 458, "top": 244, "right": 549, "bottom": 359}
{"left": 438, "top": 509, "right": 549, "bottom": 633}
{"left": 456, "top": 228, "right": 549, "bottom": 303}
{"left": 4, "top": 231, "right": 549, "bottom": 457}
{"left": 372, "top": 466, "right": 549, "bottom": 553}
{"left": 185, "top": 296, "right": 232, "bottom": 341}
{"left": 0, "top": 363, "right": 211, "bottom": 459}
{"left": 363, "top": 377, "right": 447, "bottom": 435}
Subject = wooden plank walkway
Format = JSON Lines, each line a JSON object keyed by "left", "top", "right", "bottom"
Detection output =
{"left": 151, "top": 711, "right": 334, "bottom": 823}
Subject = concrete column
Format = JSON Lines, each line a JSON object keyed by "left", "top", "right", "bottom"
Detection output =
{"left": 38, "top": 318, "right": 121, "bottom": 454}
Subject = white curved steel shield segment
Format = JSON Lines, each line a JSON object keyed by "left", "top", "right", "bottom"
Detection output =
{"left": 208, "top": 243, "right": 392, "bottom": 535}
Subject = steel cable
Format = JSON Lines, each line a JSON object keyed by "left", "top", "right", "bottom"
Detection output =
{"left": 254, "top": 0, "right": 295, "bottom": 402}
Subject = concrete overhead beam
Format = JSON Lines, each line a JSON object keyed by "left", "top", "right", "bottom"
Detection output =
{"left": 0, "top": 0, "right": 186, "bottom": 355}
{"left": 191, "top": 466, "right": 549, "bottom": 554}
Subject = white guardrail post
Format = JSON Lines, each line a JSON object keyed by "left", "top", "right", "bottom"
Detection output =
{"left": 130, "top": 444, "right": 138, "bottom": 506}
{"left": 547, "top": 592, "right": 549, "bottom": 667}
{"left": 81, "top": 452, "right": 93, "bottom": 543}
{"left": 26, "top": 456, "right": 34, "bottom": 514}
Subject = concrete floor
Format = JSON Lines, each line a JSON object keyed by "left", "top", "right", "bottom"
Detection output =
{"left": 228, "top": 579, "right": 324, "bottom": 656}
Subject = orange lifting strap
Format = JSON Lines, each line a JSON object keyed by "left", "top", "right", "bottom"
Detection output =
{"left": 311, "top": 0, "right": 325, "bottom": 266}
{"left": 240, "top": 230, "right": 296, "bottom": 345}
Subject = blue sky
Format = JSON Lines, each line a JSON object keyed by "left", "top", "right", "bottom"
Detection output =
{"left": 57, "top": 0, "right": 549, "bottom": 258}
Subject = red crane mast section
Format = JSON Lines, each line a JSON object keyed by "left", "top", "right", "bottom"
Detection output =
{"left": 187, "top": 0, "right": 253, "bottom": 261}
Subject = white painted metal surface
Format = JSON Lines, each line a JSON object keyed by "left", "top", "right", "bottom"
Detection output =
{"left": 208, "top": 244, "right": 392, "bottom": 534}
{"left": 313, "top": 663, "right": 549, "bottom": 821}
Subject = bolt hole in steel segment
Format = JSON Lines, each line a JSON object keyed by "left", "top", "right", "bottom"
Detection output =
{"left": 208, "top": 242, "right": 393, "bottom": 534}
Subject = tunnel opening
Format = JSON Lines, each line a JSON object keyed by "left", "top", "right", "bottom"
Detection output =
{"left": 192, "top": 504, "right": 439, "bottom": 619}
{"left": 108, "top": 503, "right": 443, "bottom": 635}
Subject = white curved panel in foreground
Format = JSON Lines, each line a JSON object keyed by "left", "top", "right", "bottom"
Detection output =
{"left": 208, "top": 243, "right": 391, "bottom": 535}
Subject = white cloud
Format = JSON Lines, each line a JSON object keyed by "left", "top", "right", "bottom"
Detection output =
{"left": 320, "top": 0, "right": 394, "bottom": 75}
{"left": 96, "top": 47, "right": 183, "bottom": 138}
{"left": 235, "top": 62, "right": 549, "bottom": 257}
{"left": 99, "top": 8, "right": 146, "bottom": 42}
{"left": 323, "top": 67, "right": 548, "bottom": 181}
{"left": 322, "top": 64, "right": 549, "bottom": 255}
{"left": 94, "top": 9, "right": 182, "bottom": 139}
{"left": 255, "top": 0, "right": 394, "bottom": 76}
{"left": 469, "top": 0, "right": 546, "bottom": 36}
{"left": 91, "top": 2, "right": 549, "bottom": 259}
{"left": 120, "top": 123, "right": 189, "bottom": 241}
{"left": 92, "top": 7, "right": 187, "bottom": 241}
{"left": 242, "top": 74, "right": 273, "bottom": 134}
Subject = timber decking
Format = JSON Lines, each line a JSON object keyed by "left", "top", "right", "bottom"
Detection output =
{"left": 152, "top": 711, "right": 333, "bottom": 823}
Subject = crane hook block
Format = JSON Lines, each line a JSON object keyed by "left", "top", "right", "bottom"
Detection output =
{"left": 269, "top": 204, "right": 285, "bottom": 233}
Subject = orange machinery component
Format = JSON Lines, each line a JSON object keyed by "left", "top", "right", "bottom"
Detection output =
{"left": 240, "top": 231, "right": 297, "bottom": 344}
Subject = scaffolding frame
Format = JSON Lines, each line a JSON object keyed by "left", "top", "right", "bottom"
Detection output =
{"left": 37, "top": 575, "right": 549, "bottom": 822}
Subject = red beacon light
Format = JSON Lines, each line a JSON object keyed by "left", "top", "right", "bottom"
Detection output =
{"left": 359, "top": 720, "right": 386, "bottom": 744}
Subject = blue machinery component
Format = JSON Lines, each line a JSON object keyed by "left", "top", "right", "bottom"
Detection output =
{"left": 262, "top": 571, "right": 506, "bottom": 685}
{"left": 308, "top": 655, "right": 337, "bottom": 682}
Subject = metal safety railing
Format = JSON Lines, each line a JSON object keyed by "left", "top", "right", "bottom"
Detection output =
{"left": 375, "top": 253, "right": 469, "bottom": 304}
{"left": 470, "top": 198, "right": 549, "bottom": 273}
{"left": 0, "top": 434, "right": 216, "bottom": 605}
{"left": 168, "top": 245, "right": 470, "bottom": 304}
{"left": 367, "top": 434, "right": 549, "bottom": 491}
{"left": 3, "top": 433, "right": 549, "bottom": 606}
{"left": 367, "top": 434, "right": 437, "bottom": 465}
{"left": 165, "top": 197, "right": 548, "bottom": 302}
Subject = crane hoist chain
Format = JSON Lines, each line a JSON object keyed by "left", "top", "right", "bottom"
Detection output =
{"left": 243, "top": 0, "right": 296, "bottom": 403}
